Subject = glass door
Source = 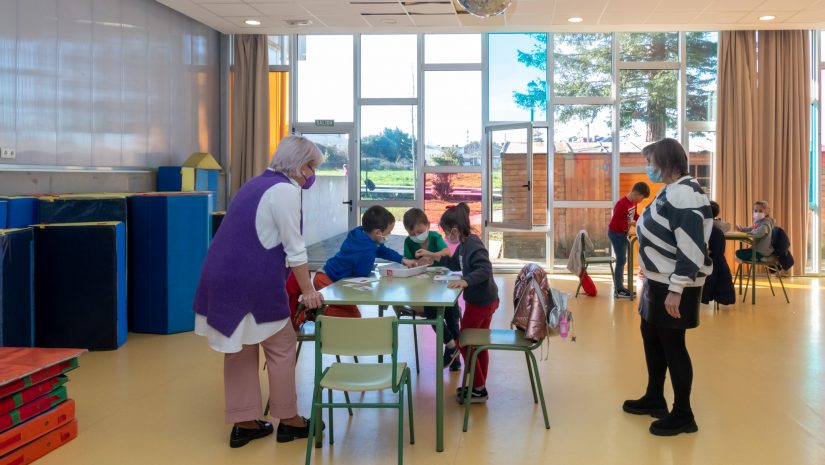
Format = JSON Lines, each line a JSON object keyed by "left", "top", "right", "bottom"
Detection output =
{"left": 485, "top": 123, "right": 549, "bottom": 268}
{"left": 293, "top": 123, "right": 358, "bottom": 232}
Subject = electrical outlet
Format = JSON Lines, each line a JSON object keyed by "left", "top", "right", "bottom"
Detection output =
{"left": 0, "top": 147, "right": 15, "bottom": 159}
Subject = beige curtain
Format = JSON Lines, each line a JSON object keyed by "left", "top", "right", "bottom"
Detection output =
{"left": 716, "top": 30, "right": 811, "bottom": 274}
{"left": 716, "top": 31, "right": 758, "bottom": 268}
{"left": 230, "top": 35, "right": 270, "bottom": 197}
{"left": 755, "top": 31, "right": 810, "bottom": 275}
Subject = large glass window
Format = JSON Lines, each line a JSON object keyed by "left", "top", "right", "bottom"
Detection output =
{"left": 553, "top": 33, "right": 612, "bottom": 98}
{"left": 360, "top": 105, "right": 416, "bottom": 201}
{"left": 619, "top": 70, "right": 678, "bottom": 163}
{"left": 686, "top": 32, "right": 718, "bottom": 122}
{"left": 267, "top": 35, "right": 289, "bottom": 66}
{"left": 297, "top": 35, "right": 353, "bottom": 122}
{"left": 619, "top": 33, "right": 679, "bottom": 62}
{"left": 553, "top": 105, "right": 613, "bottom": 201}
{"left": 425, "top": 34, "right": 481, "bottom": 64}
{"left": 688, "top": 132, "right": 714, "bottom": 194}
{"left": 424, "top": 173, "right": 482, "bottom": 229}
{"left": 489, "top": 33, "right": 547, "bottom": 122}
{"left": 424, "top": 71, "right": 481, "bottom": 166}
{"left": 553, "top": 208, "right": 612, "bottom": 267}
{"left": 361, "top": 35, "right": 417, "bottom": 99}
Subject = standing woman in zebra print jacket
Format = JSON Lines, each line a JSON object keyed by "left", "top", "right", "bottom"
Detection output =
{"left": 622, "top": 138, "right": 713, "bottom": 437}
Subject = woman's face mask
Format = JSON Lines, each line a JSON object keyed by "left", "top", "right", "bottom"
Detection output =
{"left": 646, "top": 165, "right": 664, "bottom": 183}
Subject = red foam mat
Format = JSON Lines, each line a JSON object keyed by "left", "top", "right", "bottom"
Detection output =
{"left": 0, "top": 419, "right": 77, "bottom": 465}
{"left": 0, "top": 400, "right": 75, "bottom": 457}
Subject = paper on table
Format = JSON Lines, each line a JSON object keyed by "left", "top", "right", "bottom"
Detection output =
{"left": 343, "top": 276, "right": 380, "bottom": 284}
{"left": 434, "top": 274, "right": 461, "bottom": 282}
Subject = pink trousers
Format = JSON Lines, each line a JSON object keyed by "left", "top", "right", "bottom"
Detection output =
{"left": 223, "top": 324, "right": 298, "bottom": 424}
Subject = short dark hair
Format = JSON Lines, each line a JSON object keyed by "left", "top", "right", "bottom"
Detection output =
{"left": 649, "top": 138, "right": 689, "bottom": 181}
{"left": 362, "top": 206, "right": 395, "bottom": 232}
{"left": 631, "top": 182, "right": 650, "bottom": 198}
{"left": 402, "top": 208, "right": 429, "bottom": 231}
{"left": 439, "top": 203, "right": 473, "bottom": 238}
{"left": 710, "top": 200, "right": 720, "bottom": 218}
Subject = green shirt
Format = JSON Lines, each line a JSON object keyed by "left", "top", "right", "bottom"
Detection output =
{"left": 403, "top": 231, "right": 449, "bottom": 259}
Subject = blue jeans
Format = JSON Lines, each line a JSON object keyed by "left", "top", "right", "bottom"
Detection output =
{"left": 608, "top": 229, "right": 628, "bottom": 290}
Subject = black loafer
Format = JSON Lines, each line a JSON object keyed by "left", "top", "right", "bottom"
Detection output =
{"left": 229, "top": 420, "right": 273, "bottom": 448}
{"left": 276, "top": 416, "right": 325, "bottom": 443}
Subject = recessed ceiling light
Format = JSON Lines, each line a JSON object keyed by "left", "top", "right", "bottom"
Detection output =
{"left": 284, "top": 19, "right": 312, "bottom": 26}
{"left": 381, "top": 18, "right": 398, "bottom": 25}
{"left": 568, "top": 17, "right": 583, "bottom": 23}
{"left": 759, "top": 15, "right": 776, "bottom": 21}
{"left": 244, "top": 19, "right": 261, "bottom": 26}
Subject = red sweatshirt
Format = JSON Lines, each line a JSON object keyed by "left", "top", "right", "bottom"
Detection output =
{"left": 609, "top": 196, "right": 638, "bottom": 234}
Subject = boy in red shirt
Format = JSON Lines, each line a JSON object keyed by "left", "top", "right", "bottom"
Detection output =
{"left": 608, "top": 182, "right": 650, "bottom": 298}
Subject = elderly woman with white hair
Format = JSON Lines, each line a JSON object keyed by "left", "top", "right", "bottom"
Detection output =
{"left": 194, "top": 135, "right": 325, "bottom": 448}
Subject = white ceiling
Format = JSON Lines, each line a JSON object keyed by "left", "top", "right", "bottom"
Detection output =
{"left": 157, "top": 0, "right": 825, "bottom": 34}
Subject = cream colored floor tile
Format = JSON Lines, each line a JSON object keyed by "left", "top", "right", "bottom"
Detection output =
{"left": 35, "top": 276, "right": 825, "bottom": 465}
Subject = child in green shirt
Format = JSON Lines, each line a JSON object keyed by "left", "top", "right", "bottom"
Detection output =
{"left": 402, "top": 208, "right": 461, "bottom": 371}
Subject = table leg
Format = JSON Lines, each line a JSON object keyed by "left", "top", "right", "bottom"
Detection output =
{"left": 435, "top": 306, "right": 444, "bottom": 452}
{"left": 378, "top": 305, "right": 385, "bottom": 363}
{"left": 738, "top": 242, "right": 743, "bottom": 295}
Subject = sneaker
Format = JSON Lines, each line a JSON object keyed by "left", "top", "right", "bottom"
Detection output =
{"left": 615, "top": 289, "right": 633, "bottom": 299}
{"left": 443, "top": 345, "right": 460, "bottom": 368}
{"left": 649, "top": 408, "right": 698, "bottom": 436}
{"left": 457, "top": 387, "right": 488, "bottom": 404}
{"left": 449, "top": 358, "right": 461, "bottom": 372}
{"left": 622, "top": 396, "right": 668, "bottom": 418}
{"left": 230, "top": 420, "right": 273, "bottom": 448}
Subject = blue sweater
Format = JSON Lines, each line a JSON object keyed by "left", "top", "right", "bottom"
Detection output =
{"left": 323, "top": 227, "right": 403, "bottom": 282}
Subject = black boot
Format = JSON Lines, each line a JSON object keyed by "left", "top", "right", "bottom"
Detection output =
{"left": 622, "top": 396, "right": 668, "bottom": 418}
{"left": 229, "top": 420, "right": 273, "bottom": 448}
{"left": 649, "top": 407, "right": 698, "bottom": 436}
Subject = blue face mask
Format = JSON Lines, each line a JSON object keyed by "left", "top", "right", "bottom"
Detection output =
{"left": 646, "top": 166, "right": 663, "bottom": 183}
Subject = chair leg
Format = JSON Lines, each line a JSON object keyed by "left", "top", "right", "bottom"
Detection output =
{"left": 764, "top": 267, "right": 776, "bottom": 296}
{"left": 405, "top": 373, "right": 415, "bottom": 445}
{"left": 327, "top": 389, "right": 334, "bottom": 445}
{"left": 575, "top": 280, "right": 582, "bottom": 298}
{"left": 462, "top": 347, "right": 482, "bottom": 433}
{"left": 525, "top": 351, "right": 538, "bottom": 404}
{"left": 296, "top": 340, "right": 303, "bottom": 361}
{"left": 305, "top": 387, "right": 319, "bottom": 465}
{"left": 742, "top": 264, "right": 751, "bottom": 303}
{"left": 412, "top": 315, "right": 420, "bottom": 374}
{"left": 528, "top": 351, "right": 550, "bottom": 430}
{"left": 354, "top": 355, "right": 359, "bottom": 363}
{"left": 397, "top": 383, "right": 405, "bottom": 465}
{"left": 777, "top": 273, "right": 790, "bottom": 303}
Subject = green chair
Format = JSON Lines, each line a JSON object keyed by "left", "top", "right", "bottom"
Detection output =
{"left": 458, "top": 328, "right": 550, "bottom": 432}
{"left": 734, "top": 255, "right": 790, "bottom": 303}
{"left": 306, "top": 316, "right": 414, "bottom": 465}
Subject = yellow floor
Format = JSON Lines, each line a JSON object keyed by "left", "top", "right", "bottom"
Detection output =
{"left": 38, "top": 275, "right": 824, "bottom": 465}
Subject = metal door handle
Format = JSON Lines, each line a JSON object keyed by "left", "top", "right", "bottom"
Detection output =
{"left": 342, "top": 200, "right": 353, "bottom": 205}
{"left": 522, "top": 181, "right": 531, "bottom": 190}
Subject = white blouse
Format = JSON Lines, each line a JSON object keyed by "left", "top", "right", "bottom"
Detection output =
{"left": 195, "top": 172, "right": 307, "bottom": 353}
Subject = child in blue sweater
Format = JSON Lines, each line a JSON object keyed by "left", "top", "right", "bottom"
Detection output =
{"left": 314, "top": 206, "right": 416, "bottom": 317}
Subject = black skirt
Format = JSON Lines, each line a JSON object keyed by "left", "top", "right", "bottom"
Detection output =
{"left": 638, "top": 279, "right": 701, "bottom": 330}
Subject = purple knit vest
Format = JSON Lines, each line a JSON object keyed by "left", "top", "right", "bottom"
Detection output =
{"left": 193, "top": 170, "right": 295, "bottom": 337}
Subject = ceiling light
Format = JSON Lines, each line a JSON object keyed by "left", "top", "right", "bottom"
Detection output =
{"left": 284, "top": 19, "right": 312, "bottom": 26}
{"left": 567, "top": 17, "right": 583, "bottom": 23}
{"left": 244, "top": 19, "right": 261, "bottom": 26}
{"left": 381, "top": 18, "right": 398, "bottom": 25}
{"left": 759, "top": 15, "right": 776, "bottom": 21}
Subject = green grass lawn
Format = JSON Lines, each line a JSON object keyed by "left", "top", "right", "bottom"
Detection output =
{"left": 318, "top": 169, "right": 502, "bottom": 189}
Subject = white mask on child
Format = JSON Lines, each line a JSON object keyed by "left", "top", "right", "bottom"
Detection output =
{"left": 410, "top": 231, "right": 429, "bottom": 244}
{"left": 753, "top": 212, "right": 765, "bottom": 222}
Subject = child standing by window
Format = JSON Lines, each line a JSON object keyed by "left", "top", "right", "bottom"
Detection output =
{"left": 608, "top": 181, "right": 650, "bottom": 298}
{"left": 402, "top": 208, "right": 461, "bottom": 371}
{"left": 735, "top": 200, "right": 775, "bottom": 261}
{"left": 415, "top": 203, "right": 498, "bottom": 403}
